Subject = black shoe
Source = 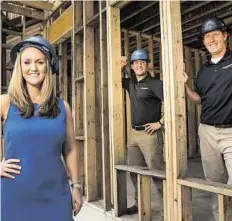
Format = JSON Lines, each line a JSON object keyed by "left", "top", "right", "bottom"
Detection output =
{"left": 127, "top": 205, "right": 138, "bottom": 215}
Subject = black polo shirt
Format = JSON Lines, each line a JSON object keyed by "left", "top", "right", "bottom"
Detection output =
{"left": 195, "top": 49, "right": 232, "bottom": 125}
{"left": 122, "top": 74, "right": 163, "bottom": 127}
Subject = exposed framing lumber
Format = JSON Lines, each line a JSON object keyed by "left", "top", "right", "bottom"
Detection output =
{"left": 136, "top": 33, "right": 142, "bottom": 49}
{"left": 148, "top": 37, "right": 154, "bottom": 76}
{"left": 1, "top": 2, "right": 45, "bottom": 20}
{"left": 178, "top": 185, "right": 193, "bottom": 221}
{"left": 107, "top": 4, "right": 126, "bottom": 216}
{"left": 122, "top": 30, "right": 132, "bottom": 142}
{"left": 185, "top": 47, "right": 197, "bottom": 158}
{"left": 58, "top": 42, "right": 68, "bottom": 101}
{"left": 47, "top": 5, "right": 73, "bottom": 44}
{"left": 16, "top": 1, "right": 54, "bottom": 11}
{"left": 99, "top": 0, "right": 111, "bottom": 211}
{"left": 160, "top": 1, "right": 189, "bottom": 221}
{"left": 178, "top": 178, "right": 232, "bottom": 197}
{"left": 94, "top": 25, "right": 103, "bottom": 199}
{"left": 138, "top": 175, "right": 151, "bottom": 221}
{"left": 2, "top": 28, "right": 22, "bottom": 36}
{"left": 114, "top": 169, "right": 127, "bottom": 216}
{"left": 83, "top": 0, "right": 97, "bottom": 202}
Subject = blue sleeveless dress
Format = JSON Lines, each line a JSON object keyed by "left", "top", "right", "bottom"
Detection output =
{"left": 1, "top": 99, "right": 74, "bottom": 221}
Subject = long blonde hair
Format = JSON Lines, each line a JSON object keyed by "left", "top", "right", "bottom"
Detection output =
{"left": 8, "top": 52, "right": 60, "bottom": 118}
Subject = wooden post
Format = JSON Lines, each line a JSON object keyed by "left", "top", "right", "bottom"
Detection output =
{"left": 185, "top": 47, "right": 197, "bottom": 158}
{"left": 83, "top": 0, "right": 97, "bottom": 202}
{"left": 95, "top": 23, "right": 103, "bottom": 199}
{"left": 122, "top": 30, "right": 132, "bottom": 140}
{"left": 58, "top": 42, "right": 68, "bottom": 101}
{"left": 115, "top": 169, "right": 127, "bottom": 216}
{"left": 229, "top": 34, "right": 232, "bottom": 50}
{"left": 148, "top": 37, "right": 154, "bottom": 77}
{"left": 160, "top": 1, "right": 190, "bottom": 221}
{"left": 72, "top": 0, "right": 85, "bottom": 192}
{"left": 107, "top": 4, "right": 126, "bottom": 216}
{"left": 136, "top": 33, "right": 142, "bottom": 49}
{"left": 138, "top": 175, "right": 151, "bottom": 221}
{"left": 99, "top": 0, "right": 111, "bottom": 211}
{"left": 194, "top": 50, "right": 201, "bottom": 148}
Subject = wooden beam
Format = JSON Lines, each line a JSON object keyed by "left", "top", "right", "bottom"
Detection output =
{"left": 16, "top": 1, "right": 54, "bottom": 11}
{"left": 185, "top": 47, "right": 197, "bottom": 158}
{"left": 114, "top": 169, "right": 127, "bottom": 216}
{"left": 83, "top": 0, "right": 97, "bottom": 202}
{"left": 58, "top": 42, "right": 68, "bottom": 101}
{"left": 107, "top": 4, "right": 126, "bottom": 214}
{"left": 1, "top": 2, "right": 45, "bottom": 20}
{"left": 178, "top": 185, "right": 193, "bottom": 221}
{"left": 115, "top": 165, "right": 166, "bottom": 179}
{"left": 99, "top": 0, "right": 111, "bottom": 211}
{"left": 148, "top": 37, "right": 154, "bottom": 76}
{"left": 138, "top": 175, "right": 151, "bottom": 221}
{"left": 136, "top": 33, "right": 142, "bottom": 49}
{"left": 160, "top": 1, "right": 189, "bottom": 221}
{"left": 47, "top": 5, "right": 73, "bottom": 44}
{"left": 178, "top": 178, "right": 232, "bottom": 196}
{"left": 2, "top": 28, "right": 22, "bottom": 36}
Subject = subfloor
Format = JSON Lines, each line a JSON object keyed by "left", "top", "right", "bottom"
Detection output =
{"left": 76, "top": 158, "right": 214, "bottom": 221}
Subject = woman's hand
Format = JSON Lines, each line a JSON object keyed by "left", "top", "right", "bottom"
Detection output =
{"left": 0, "top": 159, "right": 21, "bottom": 179}
{"left": 72, "top": 187, "right": 83, "bottom": 216}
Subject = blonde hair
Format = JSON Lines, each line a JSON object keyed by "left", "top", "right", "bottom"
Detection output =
{"left": 8, "top": 52, "right": 60, "bottom": 118}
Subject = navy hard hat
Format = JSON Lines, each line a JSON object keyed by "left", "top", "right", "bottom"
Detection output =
{"left": 199, "top": 16, "right": 227, "bottom": 38}
{"left": 10, "top": 35, "right": 59, "bottom": 74}
{"left": 130, "top": 49, "right": 150, "bottom": 62}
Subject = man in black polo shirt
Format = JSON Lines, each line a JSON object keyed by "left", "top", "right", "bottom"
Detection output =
{"left": 183, "top": 16, "right": 232, "bottom": 221}
{"left": 121, "top": 49, "right": 164, "bottom": 215}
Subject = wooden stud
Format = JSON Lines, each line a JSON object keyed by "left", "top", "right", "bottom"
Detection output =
{"left": 83, "top": 0, "right": 97, "bottom": 202}
{"left": 136, "top": 33, "right": 142, "bottom": 49}
{"left": 160, "top": 1, "right": 189, "bottom": 221}
{"left": 99, "top": 0, "right": 111, "bottom": 211}
{"left": 122, "top": 30, "right": 131, "bottom": 142}
{"left": 218, "top": 194, "right": 225, "bottom": 221}
{"left": 114, "top": 169, "right": 127, "bottom": 216}
{"left": 1, "top": 2, "right": 45, "bottom": 20}
{"left": 58, "top": 42, "right": 68, "bottom": 101}
{"left": 15, "top": 1, "right": 54, "bottom": 11}
{"left": 148, "top": 37, "right": 154, "bottom": 77}
{"left": 194, "top": 50, "right": 201, "bottom": 148}
{"left": 178, "top": 185, "right": 193, "bottom": 221}
{"left": 229, "top": 35, "right": 232, "bottom": 50}
{"left": 178, "top": 178, "right": 232, "bottom": 197}
{"left": 94, "top": 25, "right": 103, "bottom": 199}
{"left": 185, "top": 47, "right": 197, "bottom": 158}
{"left": 107, "top": 4, "right": 126, "bottom": 213}
{"left": 138, "top": 175, "right": 151, "bottom": 221}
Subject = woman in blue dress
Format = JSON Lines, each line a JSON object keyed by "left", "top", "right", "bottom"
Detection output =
{"left": 0, "top": 35, "right": 83, "bottom": 221}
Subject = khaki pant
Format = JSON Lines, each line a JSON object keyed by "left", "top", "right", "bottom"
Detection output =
{"left": 127, "top": 128, "right": 164, "bottom": 207}
{"left": 198, "top": 124, "right": 232, "bottom": 221}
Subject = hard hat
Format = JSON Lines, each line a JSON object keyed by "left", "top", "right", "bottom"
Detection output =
{"left": 11, "top": 35, "right": 59, "bottom": 74}
{"left": 199, "top": 16, "right": 227, "bottom": 38}
{"left": 130, "top": 49, "right": 150, "bottom": 62}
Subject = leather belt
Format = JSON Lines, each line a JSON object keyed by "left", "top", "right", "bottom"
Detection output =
{"left": 206, "top": 123, "right": 232, "bottom": 128}
{"left": 132, "top": 125, "right": 146, "bottom": 131}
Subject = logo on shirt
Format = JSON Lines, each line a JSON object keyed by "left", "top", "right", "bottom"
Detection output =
{"left": 140, "top": 87, "right": 149, "bottom": 90}
{"left": 222, "top": 64, "right": 232, "bottom": 69}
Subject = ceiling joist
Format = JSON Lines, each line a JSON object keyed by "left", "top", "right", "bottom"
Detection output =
{"left": 1, "top": 2, "right": 45, "bottom": 20}
{"left": 13, "top": 1, "right": 54, "bottom": 11}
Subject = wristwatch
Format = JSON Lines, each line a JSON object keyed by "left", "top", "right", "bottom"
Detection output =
{"left": 70, "top": 182, "right": 82, "bottom": 190}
